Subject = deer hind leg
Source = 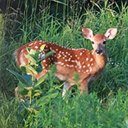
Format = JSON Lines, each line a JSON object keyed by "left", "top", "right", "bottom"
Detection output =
{"left": 62, "top": 81, "right": 72, "bottom": 97}
{"left": 79, "top": 79, "right": 89, "bottom": 94}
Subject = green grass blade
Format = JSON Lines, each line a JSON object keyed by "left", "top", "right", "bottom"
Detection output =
{"left": 6, "top": 68, "right": 30, "bottom": 86}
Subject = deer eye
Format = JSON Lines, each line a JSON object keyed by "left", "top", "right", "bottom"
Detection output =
{"left": 103, "top": 41, "right": 106, "bottom": 44}
{"left": 92, "top": 42, "right": 94, "bottom": 44}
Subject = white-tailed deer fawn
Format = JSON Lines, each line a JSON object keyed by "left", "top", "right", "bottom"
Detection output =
{"left": 15, "top": 27, "right": 117, "bottom": 96}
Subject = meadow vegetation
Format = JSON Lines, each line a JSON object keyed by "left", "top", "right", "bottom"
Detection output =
{"left": 0, "top": 0, "right": 128, "bottom": 127}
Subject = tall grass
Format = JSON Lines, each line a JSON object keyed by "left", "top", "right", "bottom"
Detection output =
{"left": 23, "top": 91, "right": 128, "bottom": 128}
{"left": 0, "top": 92, "right": 22, "bottom": 128}
{"left": 0, "top": 0, "right": 128, "bottom": 127}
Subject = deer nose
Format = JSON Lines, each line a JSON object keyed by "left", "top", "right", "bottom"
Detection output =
{"left": 96, "top": 49, "right": 103, "bottom": 54}
{"left": 95, "top": 44, "right": 104, "bottom": 54}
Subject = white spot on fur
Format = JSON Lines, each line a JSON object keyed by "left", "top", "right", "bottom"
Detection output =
{"left": 75, "top": 55, "right": 78, "bottom": 57}
{"left": 86, "top": 58, "right": 89, "bottom": 61}
{"left": 92, "top": 51, "right": 95, "bottom": 55}
{"left": 76, "top": 61, "right": 81, "bottom": 69}
{"left": 87, "top": 64, "right": 90, "bottom": 67}
{"left": 43, "top": 60, "right": 46, "bottom": 62}
{"left": 68, "top": 58, "right": 71, "bottom": 61}
{"left": 61, "top": 63, "right": 64, "bottom": 65}
{"left": 57, "top": 54, "right": 61, "bottom": 58}
{"left": 71, "top": 60, "right": 75, "bottom": 63}
{"left": 80, "top": 52, "right": 83, "bottom": 56}
{"left": 82, "top": 61, "right": 85, "bottom": 65}
{"left": 59, "top": 51, "right": 62, "bottom": 54}
{"left": 78, "top": 70, "right": 81, "bottom": 73}
{"left": 35, "top": 46, "right": 39, "bottom": 49}
{"left": 57, "top": 62, "right": 62, "bottom": 64}
{"left": 83, "top": 65, "right": 86, "bottom": 68}
{"left": 91, "top": 63, "right": 94, "bottom": 66}
{"left": 45, "top": 45, "right": 48, "bottom": 48}
{"left": 69, "top": 65, "right": 74, "bottom": 68}
{"left": 49, "top": 47, "right": 53, "bottom": 50}
{"left": 45, "top": 63, "right": 48, "bottom": 66}
{"left": 75, "top": 60, "right": 77, "bottom": 63}
{"left": 66, "top": 64, "right": 71, "bottom": 67}
{"left": 86, "top": 69, "right": 89, "bottom": 73}
{"left": 90, "top": 58, "right": 93, "bottom": 62}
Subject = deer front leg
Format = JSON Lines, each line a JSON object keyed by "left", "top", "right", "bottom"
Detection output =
{"left": 62, "top": 81, "right": 72, "bottom": 97}
{"left": 35, "top": 69, "right": 48, "bottom": 80}
{"left": 79, "top": 79, "right": 90, "bottom": 94}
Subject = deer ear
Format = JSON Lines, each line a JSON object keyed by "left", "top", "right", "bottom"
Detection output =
{"left": 105, "top": 28, "right": 117, "bottom": 40}
{"left": 82, "top": 27, "right": 93, "bottom": 41}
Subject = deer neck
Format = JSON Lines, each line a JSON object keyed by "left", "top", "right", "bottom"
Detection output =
{"left": 92, "top": 50, "right": 107, "bottom": 69}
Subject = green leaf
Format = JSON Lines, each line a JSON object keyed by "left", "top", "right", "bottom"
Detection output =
{"left": 34, "top": 75, "right": 47, "bottom": 87}
{"left": 18, "top": 81, "right": 27, "bottom": 88}
{"left": 33, "top": 90, "right": 42, "bottom": 97}
{"left": 40, "top": 44, "right": 46, "bottom": 50}
{"left": 37, "top": 92, "right": 58, "bottom": 106}
{"left": 45, "top": 51, "right": 55, "bottom": 58}
{"left": 18, "top": 85, "right": 28, "bottom": 95}
{"left": 25, "top": 54, "right": 37, "bottom": 66}
{"left": 27, "top": 107, "right": 38, "bottom": 114}
{"left": 25, "top": 65, "right": 38, "bottom": 75}
{"left": 7, "top": 68, "right": 30, "bottom": 86}
{"left": 26, "top": 48, "right": 36, "bottom": 55}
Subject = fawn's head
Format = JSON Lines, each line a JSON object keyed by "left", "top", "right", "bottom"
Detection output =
{"left": 82, "top": 27, "right": 117, "bottom": 54}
